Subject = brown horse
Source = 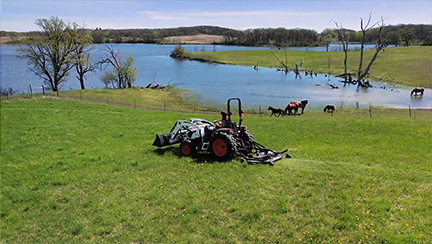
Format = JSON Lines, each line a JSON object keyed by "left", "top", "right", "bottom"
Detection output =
{"left": 411, "top": 87, "right": 424, "bottom": 96}
{"left": 284, "top": 103, "right": 299, "bottom": 116}
{"left": 324, "top": 104, "right": 336, "bottom": 113}
{"left": 268, "top": 106, "right": 284, "bottom": 117}
{"left": 290, "top": 100, "right": 308, "bottom": 114}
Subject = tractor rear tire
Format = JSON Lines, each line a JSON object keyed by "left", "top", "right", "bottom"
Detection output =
{"left": 180, "top": 141, "right": 197, "bottom": 156}
{"left": 210, "top": 133, "right": 238, "bottom": 160}
{"left": 239, "top": 129, "right": 255, "bottom": 153}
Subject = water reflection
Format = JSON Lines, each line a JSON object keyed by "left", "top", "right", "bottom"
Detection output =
{"left": 1, "top": 44, "right": 430, "bottom": 109}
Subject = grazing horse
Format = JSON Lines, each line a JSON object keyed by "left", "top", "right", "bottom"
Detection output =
{"left": 284, "top": 103, "right": 299, "bottom": 116}
{"left": 324, "top": 104, "right": 336, "bottom": 113}
{"left": 411, "top": 87, "right": 424, "bottom": 96}
{"left": 290, "top": 100, "right": 308, "bottom": 114}
{"left": 268, "top": 106, "right": 284, "bottom": 117}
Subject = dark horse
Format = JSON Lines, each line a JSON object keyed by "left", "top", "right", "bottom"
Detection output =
{"left": 268, "top": 106, "right": 284, "bottom": 117}
{"left": 284, "top": 103, "right": 299, "bottom": 116}
{"left": 324, "top": 104, "right": 336, "bottom": 113}
{"left": 411, "top": 87, "right": 424, "bottom": 96}
{"left": 290, "top": 100, "right": 308, "bottom": 114}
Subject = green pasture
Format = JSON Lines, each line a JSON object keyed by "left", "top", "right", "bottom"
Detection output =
{"left": 1, "top": 94, "right": 431, "bottom": 243}
{"left": 188, "top": 46, "right": 432, "bottom": 88}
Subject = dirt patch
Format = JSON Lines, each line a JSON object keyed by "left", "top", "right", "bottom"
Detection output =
{"left": 163, "top": 34, "right": 225, "bottom": 44}
{"left": 0, "top": 36, "right": 25, "bottom": 44}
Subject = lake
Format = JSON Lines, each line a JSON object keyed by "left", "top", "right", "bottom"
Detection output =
{"left": 1, "top": 43, "right": 431, "bottom": 109}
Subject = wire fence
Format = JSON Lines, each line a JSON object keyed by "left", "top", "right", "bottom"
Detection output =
{"left": 1, "top": 88, "right": 431, "bottom": 120}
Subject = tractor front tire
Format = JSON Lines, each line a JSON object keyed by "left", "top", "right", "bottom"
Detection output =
{"left": 210, "top": 133, "right": 238, "bottom": 160}
{"left": 180, "top": 141, "right": 197, "bottom": 156}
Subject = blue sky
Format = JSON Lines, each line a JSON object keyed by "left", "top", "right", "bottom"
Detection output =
{"left": 1, "top": 0, "right": 431, "bottom": 32}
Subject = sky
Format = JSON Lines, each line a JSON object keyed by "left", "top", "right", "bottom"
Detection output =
{"left": 1, "top": 0, "right": 431, "bottom": 33}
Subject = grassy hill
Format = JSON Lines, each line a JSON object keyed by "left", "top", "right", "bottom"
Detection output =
{"left": 187, "top": 46, "right": 432, "bottom": 88}
{"left": 1, "top": 94, "right": 431, "bottom": 243}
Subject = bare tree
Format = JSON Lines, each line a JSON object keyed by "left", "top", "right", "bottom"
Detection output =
{"left": 333, "top": 21, "right": 350, "bottom": 82}
{"left": 18, "top": 17, "right": 92, "bottom": 91}
{"left": 357, "top": 15, "right": 386, "bottom": 85}
{"left": 73, "top": 26, "right": 98, "bottom": 90}
{"left": 271, "top": 51, "right": 289, "bottom": 74}
{"left": 99, "top": 45, "right": 138, "bottom": 89}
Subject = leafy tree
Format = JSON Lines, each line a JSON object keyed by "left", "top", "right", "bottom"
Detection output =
{"left": 99, "top": 45, "right": 138, "bottom": 89}
{"left": 384, "top": 31, "right": 400, "bottom": 46}
{"left": 422, "top": 36, "right": 432, "bottom": 46}
{"left": 18, "top": 17, "right": 91, "bottom": 92}
{"left": 401, "top": 29, "right": 416, "bottom": 46}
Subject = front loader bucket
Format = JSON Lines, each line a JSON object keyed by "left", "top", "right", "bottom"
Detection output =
{"left": 152, "top": 133, "right": 174, "bottom": 147}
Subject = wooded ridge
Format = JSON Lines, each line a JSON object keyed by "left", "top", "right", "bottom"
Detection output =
{"left": 2, "top": 24, "right": 432, "bottom": 47}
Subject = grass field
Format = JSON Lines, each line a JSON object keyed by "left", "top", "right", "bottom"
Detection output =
{"left": 187, "top": 46, "right": 432, "bottom": 89}
{"left": 1, "top": 94, "right": 431, "bottom": 243}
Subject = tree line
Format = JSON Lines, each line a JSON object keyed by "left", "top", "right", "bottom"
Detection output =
{"left": 3, "top": 23, "right": 432, "bottom": 47}
{"left": 84, "top": 24, "right": 432, "bottom": 47}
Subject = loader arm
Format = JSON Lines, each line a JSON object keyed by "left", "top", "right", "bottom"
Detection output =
{"left": 153, "top": 120, "right": 201, "bottom": 147}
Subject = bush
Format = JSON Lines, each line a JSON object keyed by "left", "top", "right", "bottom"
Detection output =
{"left": 1, "top": 87, "right": 17, "bottom": 96}
{"left": 169, "top": 44, "right": 188, "bottom": 58}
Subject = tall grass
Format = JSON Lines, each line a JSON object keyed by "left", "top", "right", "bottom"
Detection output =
{"left": 1, "top": 97, "right": 431, "bottom": 243}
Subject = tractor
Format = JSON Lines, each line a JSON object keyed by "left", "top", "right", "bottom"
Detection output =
{"left": 152, "top": 98, "right": 290, "bottom": 165}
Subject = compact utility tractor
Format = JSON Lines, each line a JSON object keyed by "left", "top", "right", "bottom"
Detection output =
{"left": 152, "top": 98, "right": 290, "bottom": 165}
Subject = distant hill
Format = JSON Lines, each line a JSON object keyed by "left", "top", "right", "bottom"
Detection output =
{"left": 2, "top": 24, "right": 431, "bottom": 47}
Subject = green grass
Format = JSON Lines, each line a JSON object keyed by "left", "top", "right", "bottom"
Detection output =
{"left": 4, "top": 86, "right": 218, "bottom": 113}
{"left": 1, "top": 97, "right": 432, "bottom": 243}
{"left": 188, "top": 46, "right": 432, "bottom": 88}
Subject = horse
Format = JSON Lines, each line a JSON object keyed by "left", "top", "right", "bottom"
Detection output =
{"left": 284, "top": 103, "right": 299, "bottom": 116}
{"left": 411, "top": 87, "right": 424, "bottom": 96}
{"left": 290, "top": 100, "right": 308, "bottom": 114}
{"left": 268, "top": 106, "right": 284, "bottom": 117}
{"left": 324, "top": 104, "right": 336, "bottom": 113}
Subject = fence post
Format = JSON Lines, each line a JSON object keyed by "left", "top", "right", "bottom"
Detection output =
{"left": 259, "top": 105, "right": 261, "bottom": 117}
{"left": 42, "top": 85, "right": 45, "bottom": 96}
{"left": 369, "top": 105, "right": 372, "bottom": 118}
{"left": 409, "top": 105, "right": 411, "bottom": 118}
{"left": 29, "top": 84, "right": 33, "bottom": 97}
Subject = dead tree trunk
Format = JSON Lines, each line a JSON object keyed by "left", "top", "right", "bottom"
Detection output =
{"left": 333, "top": 21, "right": 349, "bottom": 82}
{"left": 271, "top": 51, "right": 289, "bottom": 74}
{"left": 357, "top": 16, "right": 386, "bottom": 85}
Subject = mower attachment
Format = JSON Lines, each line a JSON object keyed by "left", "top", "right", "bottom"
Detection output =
{"left": 238, "top": 140, "right": 290, "bottom": 166}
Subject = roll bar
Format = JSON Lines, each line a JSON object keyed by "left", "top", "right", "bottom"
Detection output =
{"left": 227, "top": 98, "right": 243, "bottom": 128}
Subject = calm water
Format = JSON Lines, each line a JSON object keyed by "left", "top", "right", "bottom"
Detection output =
{"left": 1, "top": 43, "right": 431, "bottom": 109}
